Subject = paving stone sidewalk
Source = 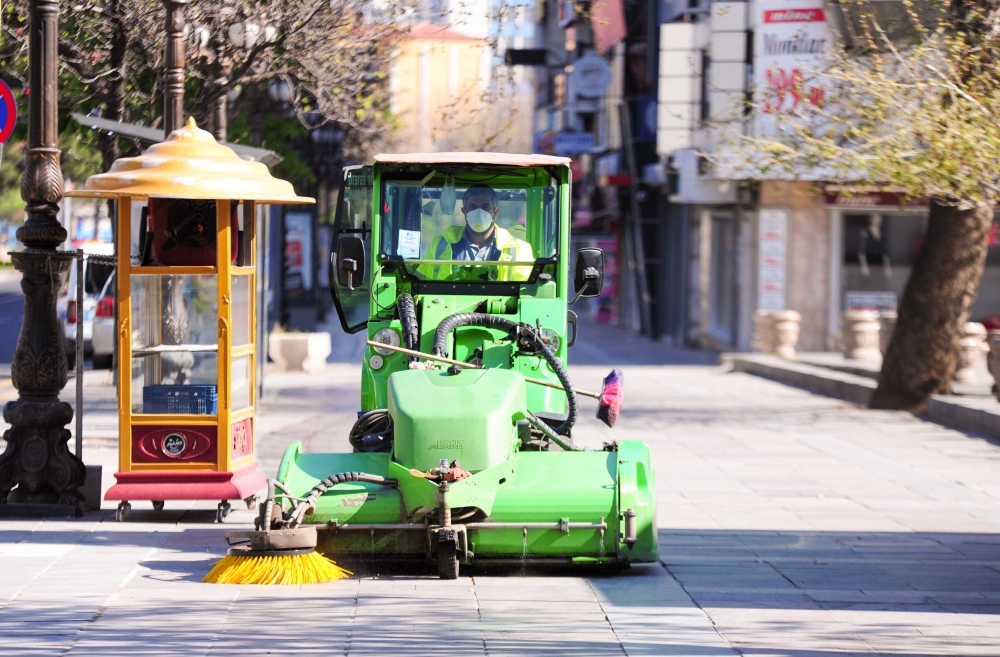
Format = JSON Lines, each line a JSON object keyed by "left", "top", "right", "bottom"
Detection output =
{"left": 1, "top": 320, "right": 999, "bottom": 655}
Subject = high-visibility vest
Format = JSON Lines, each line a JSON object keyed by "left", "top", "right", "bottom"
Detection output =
{"left": 417, "top": 225, "right": 534, "bottom": 281}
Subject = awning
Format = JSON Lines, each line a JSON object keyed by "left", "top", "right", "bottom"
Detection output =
{"left": 71, "top": 113, "right": 283, "bottom": 168}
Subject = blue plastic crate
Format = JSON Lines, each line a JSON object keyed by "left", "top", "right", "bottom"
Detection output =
{"left": 143, "top": 385, "right": 218, "bottom": 415}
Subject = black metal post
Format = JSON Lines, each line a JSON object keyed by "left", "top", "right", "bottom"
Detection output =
{"left": 211, "top": 32, "right": 228, "bottom": 142}
{"left": 163, "top": 0, "right": 189, "bottom": 135}
{"left": 0, "top": 0, "right": 85, "bottom": 511}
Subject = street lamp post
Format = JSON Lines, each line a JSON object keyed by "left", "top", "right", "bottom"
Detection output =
{"left": 0, "top": 0, "right": 86, "bottom": 511}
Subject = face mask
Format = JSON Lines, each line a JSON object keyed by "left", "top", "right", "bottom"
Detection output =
{"left": 465, "top": 208, "right": 494, "bottom": 233}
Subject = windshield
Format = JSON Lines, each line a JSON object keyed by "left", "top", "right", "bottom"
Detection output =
{"left": 381, "top": 174, "right": 559, "bottom": 282}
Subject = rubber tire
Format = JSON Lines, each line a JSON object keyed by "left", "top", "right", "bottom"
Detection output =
{"left": 93, "top": 354, "right": 113, "bottom": 369}
{"left": 65, "top": 351, "right": 76, "bottom": 371}
{"left": 115, "top": 501, "right": 131, "bottom": 522}
{"left": 438, "top": 536, "right": 459, "bottom": 580}
{"left": 216, "top": 502, "right": 231, "bottom": 524}
{"left": 152, "top": 501, "right": 164, "bottom": 511}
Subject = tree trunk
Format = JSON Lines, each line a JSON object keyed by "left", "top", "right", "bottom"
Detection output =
{"left": 871, "top": 199, "right": 993, "bottom": 410}
{"left": 96, "top": 0, "right": 128, "bottom": 172}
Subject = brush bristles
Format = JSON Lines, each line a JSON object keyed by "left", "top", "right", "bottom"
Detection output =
{"left": 597, "top": 367, "right": 624, "bottom": 428}
{"left": 203, "top": 551, "right": 352, "bottom": 585}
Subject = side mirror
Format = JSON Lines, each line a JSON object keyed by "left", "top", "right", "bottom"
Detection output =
{"left": 573, "top": 247, "right": 604, "bottom": 299}
{"left": 336, "top": 235, "right": 365, "bottom": 291}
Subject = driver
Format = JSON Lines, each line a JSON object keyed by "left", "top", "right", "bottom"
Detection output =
{"left": 418, "top": 185, "right": 533, "bottom": 281}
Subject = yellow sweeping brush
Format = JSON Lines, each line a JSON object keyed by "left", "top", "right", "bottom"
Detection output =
{"left": 204, "top": 477, "right": 353, "bottom": 585}
{"left": 203, "top": 527, "right": 351, "bottom": 585}
{"left": 205, "top": 475, "right": 395, "bottom": 585}
{"left": 204, "top": 548, "right": 350, "bottom": 585}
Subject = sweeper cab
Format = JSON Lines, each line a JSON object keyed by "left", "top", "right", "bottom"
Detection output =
{"left": 221, "top": 153, "right": 658, "bottom": 581}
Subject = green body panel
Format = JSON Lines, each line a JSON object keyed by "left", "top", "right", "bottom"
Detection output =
{"left": 278, "top": 442, "right": 404, "bottom": 524}
{"left": 389, "top": 368, "right": 525, "bottom": 473}
{"left": 615, "top": 441, "right": 660, "bottom": 562}
{"left": 277, "top": 439, "right": 658, "bottom": 563}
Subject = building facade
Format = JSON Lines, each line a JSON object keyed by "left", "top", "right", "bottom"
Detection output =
{"left": 655, "top": 0, "right": 1000, "bottom": 351}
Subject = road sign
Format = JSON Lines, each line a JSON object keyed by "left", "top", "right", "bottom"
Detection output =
{"left": 0, "top": 79, "right": 17, "bottom": 143}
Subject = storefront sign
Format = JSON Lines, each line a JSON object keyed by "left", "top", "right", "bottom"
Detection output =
{"left": 824, "top": 190, "right": 927, "bottom": 208}
{"left": 591, "top": 0, "right": 626, "bottom": 55}
{"left": 569, "top": 55, "right": 612, "bottom": 99}
{"left": 554, "top": 131, "right": 595, "bottom": 155}
{"left": 754, "top": 1, "right": 830, "bottom": 139}
{"left": 845, "top": 291, "right": 897, "bottom": 312}
{"left": 758, "top": 209, "right": 788, "bottom": 311}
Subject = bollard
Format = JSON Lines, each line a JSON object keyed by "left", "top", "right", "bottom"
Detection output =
{"left": 841, "top": 310, "right": 882, "bottom": 362}
{"left": 955, "top": 322, "right": 988, "bottom": 385}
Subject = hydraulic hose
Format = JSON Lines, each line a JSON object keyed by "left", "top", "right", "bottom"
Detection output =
{"left": 527, "top": 413, "right": 583, "bottom": 452}
{"left": 290, "top": 471, "right": 399, "bottom": 526}
{"left": 432, "top": 313, "right": 578, "bottom": 435}
{"left": 397, "top": 293, "right": 419, "bottom": 350}
{"left": 530, "top": 328, "right": 578, "bottom": 436}
{"left": 349, "top": 409, "right": 393, "bottom": 452}
{"left": 432, "top": 313, "right": 517, "bottom": 358}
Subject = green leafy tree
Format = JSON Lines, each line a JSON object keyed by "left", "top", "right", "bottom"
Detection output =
{"left": 1, "top": 0, "right": 401, "bottom": 172}
{"left": 725, "top": 0, "right": 999, "bottom": 410}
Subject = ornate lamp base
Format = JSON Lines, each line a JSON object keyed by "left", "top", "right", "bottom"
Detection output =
{"left": 0, "top": 250, "right": 85, "bottom": 514}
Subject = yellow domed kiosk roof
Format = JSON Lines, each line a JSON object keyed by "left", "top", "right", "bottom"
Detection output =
{"left": 67, "top": 118, "right": 313, "bottom": 204}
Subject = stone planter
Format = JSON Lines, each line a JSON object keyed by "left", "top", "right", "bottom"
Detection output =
{"left": 879, "top": 310, "right": 897, "bottom": 356}
{"left": 752, "top": 310, "right": 777, "bottom": 353}
{"left": 955, "top": 322, "right": 989, "bottom": 385}
{"left": 987, "top": 331, "right": 1000, "bottom": 400}
{"left": 771, "top": 310, "right": 801, "bottom": 360}
{"left": 841, "top": 310, "right": 882, "bottom": 362}
{"left": 268, "top": 332, "right": 332, "bottom": 373}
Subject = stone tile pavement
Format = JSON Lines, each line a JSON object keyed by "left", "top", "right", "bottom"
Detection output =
{"left": 1, "top": 319, "right": 999, "bottom": 655}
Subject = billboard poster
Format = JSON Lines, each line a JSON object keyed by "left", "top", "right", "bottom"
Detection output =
{"left": 754, "top": 1, "right": 831, "bottom": 139}
{"left": 284, "top": 211, "right": 313, "bottom": 293}
{"left": 758, "top": 209, "right": 788, "bottom": 311}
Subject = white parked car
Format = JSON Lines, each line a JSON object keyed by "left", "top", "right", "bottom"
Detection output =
{"left": 90, "top": 271, "right": 116, "bottom": 369}
{"left": 57, "top": 243, "right": 115, "bottom": 369}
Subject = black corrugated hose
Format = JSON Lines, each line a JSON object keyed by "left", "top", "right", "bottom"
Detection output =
{"left": 432, "top": 313, "right": 578, "bottom": 436}
{"left": 289, "top": 471, "right": 399, "bottom": 526}
{"left": 397, "top": 293, "right": 420, "bottom": 350}
{"left": 350, "top": 409, "right": 393, "bottom": 452}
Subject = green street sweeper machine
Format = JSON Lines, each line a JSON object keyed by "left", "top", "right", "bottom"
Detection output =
{"left": 244, "top": 153, "right": 657, "bottom": 579}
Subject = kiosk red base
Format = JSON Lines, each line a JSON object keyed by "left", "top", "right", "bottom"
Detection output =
{"left": 106, "top": 465, "right": 267, "bottom": 522}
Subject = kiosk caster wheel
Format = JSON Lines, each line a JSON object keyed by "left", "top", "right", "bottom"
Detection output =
{"left": 115, "top": 502, "right": 131, "bottom": 522}
{"left": 216, "top": 501, "right": 232, "bottom": 523}
{"left": 437, "top": 529, "right": 459, "bottom": 580}
{"left": 243, "top": 495, "right": 257, "bottom": 511}
{"left": 152, "top": 501, "right": 164, "bottom": 511}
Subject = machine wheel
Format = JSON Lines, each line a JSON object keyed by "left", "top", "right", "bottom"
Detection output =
{"left": 93, "top": 354, "right": 113, "bottom": 369}
{"left": 152, "top": 501, "right": 164, "bottom": 511}
{"left": 437, "top": 530, "right": 459, "bottom": 580}
{"left": 216, "top": 501, "right": 231, "bottom": 523}
{"left": 115, "top": 501, "right": 131, "bottom": 522}
{"left": 243, "top": 495, "right": 257, "bottom": 511}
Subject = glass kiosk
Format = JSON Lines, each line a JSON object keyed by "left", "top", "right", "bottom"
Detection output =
{"left": 68, "top": 119, "right": 313, "bottom": 521}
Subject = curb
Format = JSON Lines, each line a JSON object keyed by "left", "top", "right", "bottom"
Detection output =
{"left": 725, "top": 353, "right": 1000, "bottom": 440}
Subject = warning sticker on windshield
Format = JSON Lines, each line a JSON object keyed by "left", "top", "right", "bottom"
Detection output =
{"left": 398, "top": 230, "right": 421, "bottom": 258}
